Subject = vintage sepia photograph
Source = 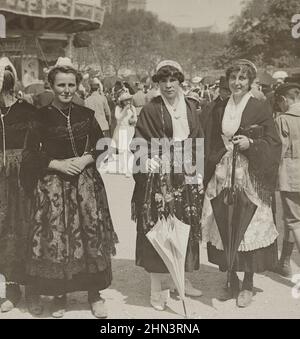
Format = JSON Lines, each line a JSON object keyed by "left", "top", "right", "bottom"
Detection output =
{"left": 0, "top": 0, "right": 300, "bottom": 321}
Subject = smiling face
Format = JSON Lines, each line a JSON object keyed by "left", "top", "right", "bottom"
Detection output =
{"left": 228, "top": 70, "right": 250, "bottom": 99}
{"left": 159, "top": 76, "right": 180, "bottom": 102}
{"left": 51, "top": 72, "right": 77, "bottom": 106}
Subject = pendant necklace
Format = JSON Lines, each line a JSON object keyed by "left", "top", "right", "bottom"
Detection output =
{"left": 53, "top": 104, "right": 80, "bottom": 157}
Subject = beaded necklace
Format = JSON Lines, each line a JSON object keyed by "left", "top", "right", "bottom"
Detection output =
{"left": 53, "top": 104, "right": 88, "bottom": 158}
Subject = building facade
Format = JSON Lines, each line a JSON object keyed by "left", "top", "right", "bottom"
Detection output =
{"left": 102, "top": 0, "right": 146, "bottom": 14}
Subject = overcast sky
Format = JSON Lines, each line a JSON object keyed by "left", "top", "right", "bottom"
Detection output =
{"left": 146, "top": 0, "right": 244, "bottom": 32}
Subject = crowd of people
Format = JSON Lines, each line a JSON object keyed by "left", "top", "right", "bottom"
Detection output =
{"left": 0, "top": 54, "right": 300, "bottom": 318}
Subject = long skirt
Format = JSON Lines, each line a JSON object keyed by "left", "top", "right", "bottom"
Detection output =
{"left": 26, "top": 166, "right": 118, "bottom": 295}
{"left": 0, "top": 149, "right": 30, "bottom": 285}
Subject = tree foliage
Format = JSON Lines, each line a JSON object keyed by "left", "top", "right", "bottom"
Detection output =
{"left": 85, "top": 10, "right": 226, "bottom": 77}
{"left": 227, "top": 0, "right": 300, "bottom": 67}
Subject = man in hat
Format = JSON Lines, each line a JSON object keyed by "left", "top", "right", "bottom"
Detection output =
{"left": 275, "top": 83, "right": 300, "bottom": 277}
{"left": 85, "top": 78, "right": 111, "bottom": 137}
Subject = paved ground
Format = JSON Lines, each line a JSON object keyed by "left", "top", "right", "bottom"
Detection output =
{"left": 1, "top": 174, "right": 300, "bottom": 319}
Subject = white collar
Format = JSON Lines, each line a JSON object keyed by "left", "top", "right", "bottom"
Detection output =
{"left": 160, "top": 89, "right": 187, "bottom": 120}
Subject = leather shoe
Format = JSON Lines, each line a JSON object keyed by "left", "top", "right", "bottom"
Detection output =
{"left": 150, "top": 290, "right": 169, "bottom": 311}
{"left": 90, "top": 297, "right": 108, "bottom": 319}
{"left": 275, "top": 263, "right": 293, "bottom": 278}
{"left": 237, "top": 290, "right": 253, "bottom": 308}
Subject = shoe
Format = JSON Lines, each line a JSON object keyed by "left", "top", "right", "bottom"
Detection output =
{"left": 51, "top": 295, "right": 66, "bottom": 318}
{"left": 90, "top": 297, "right": 108, "bottom": 319}
{"left": 150, "top": 290, "right": 169, "bottom": 311}
{"left": 184, "top": 279, "right": 203, "bottom": 297}
{"left": 26, "top": 295, "right": 44, "bottom": 316}
{"left": 1, "top": 299, "right": 14, "bottom": 313}
{"left": 275, "top": 262, "right": 293, "bottom": 278}
{"left": 237, "top": 290, "right": 253, "bottom": 308}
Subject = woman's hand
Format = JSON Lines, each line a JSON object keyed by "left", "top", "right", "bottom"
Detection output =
{"left": 146, "top": 156, "right": 160, "bottom": 173}
{"left": 49, "top": 155, "right": 94, "bottom": 176}
{"left": 70, "top": 155, "right": 94, "bottom": 172}
{"left": 49, "top": 159, "right": 82, "bottom": 176}
{"left": 232, "top": 135, "right": 251, "bottom": 151}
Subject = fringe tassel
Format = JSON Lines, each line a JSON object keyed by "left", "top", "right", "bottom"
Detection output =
{"left": 249, "top": 169, "right": 272, "bottom": 206}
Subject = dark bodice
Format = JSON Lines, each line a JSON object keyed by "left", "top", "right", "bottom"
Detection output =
{"left": 20, "top": 103, "right": 104, "bottom": 193}
{"left": 0, "top": 100, "right": 35, "bottom": 151}
{"left": 36, "top": 104, "right": 98, "bottom": 160}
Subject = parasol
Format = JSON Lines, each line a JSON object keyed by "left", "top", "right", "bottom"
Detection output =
{"left": 211, "top": 145, "right": 257, "bottom": 289}
{"left": 145, "top": 172, "right": 191, "bottom": 317}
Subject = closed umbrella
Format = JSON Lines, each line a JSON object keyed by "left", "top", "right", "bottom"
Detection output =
{"left": 211, "top": 145, "right": 258, "bottom": 288}
{"left": 145, "top": 172, "right": 191, "bottom": 317}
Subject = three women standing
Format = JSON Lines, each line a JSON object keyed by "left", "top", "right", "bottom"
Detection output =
{"left": 21, "top": 60, "right": 118, "bottom": 318}
{"left": 202, "top": 60, "right": 281, "bottom": 307}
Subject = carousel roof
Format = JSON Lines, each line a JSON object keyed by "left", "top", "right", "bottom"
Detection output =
{"left": 0, "top": 0, "right": 104, "bottom": 34}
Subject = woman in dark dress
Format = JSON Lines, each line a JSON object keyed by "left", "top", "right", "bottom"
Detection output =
{"left": 21, "top": 61, "right": 118, "bottom": 318}
{"left": 0, "top": 57, "right": 35, "bottom": 313}
{"left": 131, "top": 60, "right": 204, "bottom": 311}
{"left": 202, "top": 59, "right": 281, "bottom": 307}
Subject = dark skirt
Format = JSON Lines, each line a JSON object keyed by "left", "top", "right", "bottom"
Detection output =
{"left": 207, "top": 241, "right": 278, "bottom": 273}
{"left": 26, "top": 166, "right": 118, "bottom": 295}
{"left": 0, "top": 149, "right": 30, "bottom": 284}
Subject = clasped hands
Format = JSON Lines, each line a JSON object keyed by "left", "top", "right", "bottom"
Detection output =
{"left": 49, "top": 155, "right": 93, "bottom": 176}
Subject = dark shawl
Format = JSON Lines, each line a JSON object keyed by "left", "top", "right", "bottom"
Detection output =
{"left": 204, "top": 96, "right": 282, "bottom": 204}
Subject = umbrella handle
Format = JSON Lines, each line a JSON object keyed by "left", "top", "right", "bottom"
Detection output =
{"left": 230, "top": 144, "right": 238, "bottom": 190}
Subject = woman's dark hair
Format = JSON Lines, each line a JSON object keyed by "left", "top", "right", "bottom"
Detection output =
{"left": 2, "top": 67, "right": 15, "bottom": 94}
{"left": 152, "top": 65, "right": 184, "bottom": 84}
{"left": 226, "top": 63, "right": 256, "bottom": 89}
{"left": 48, "top": 66, "right": 82, "bottom": 87}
